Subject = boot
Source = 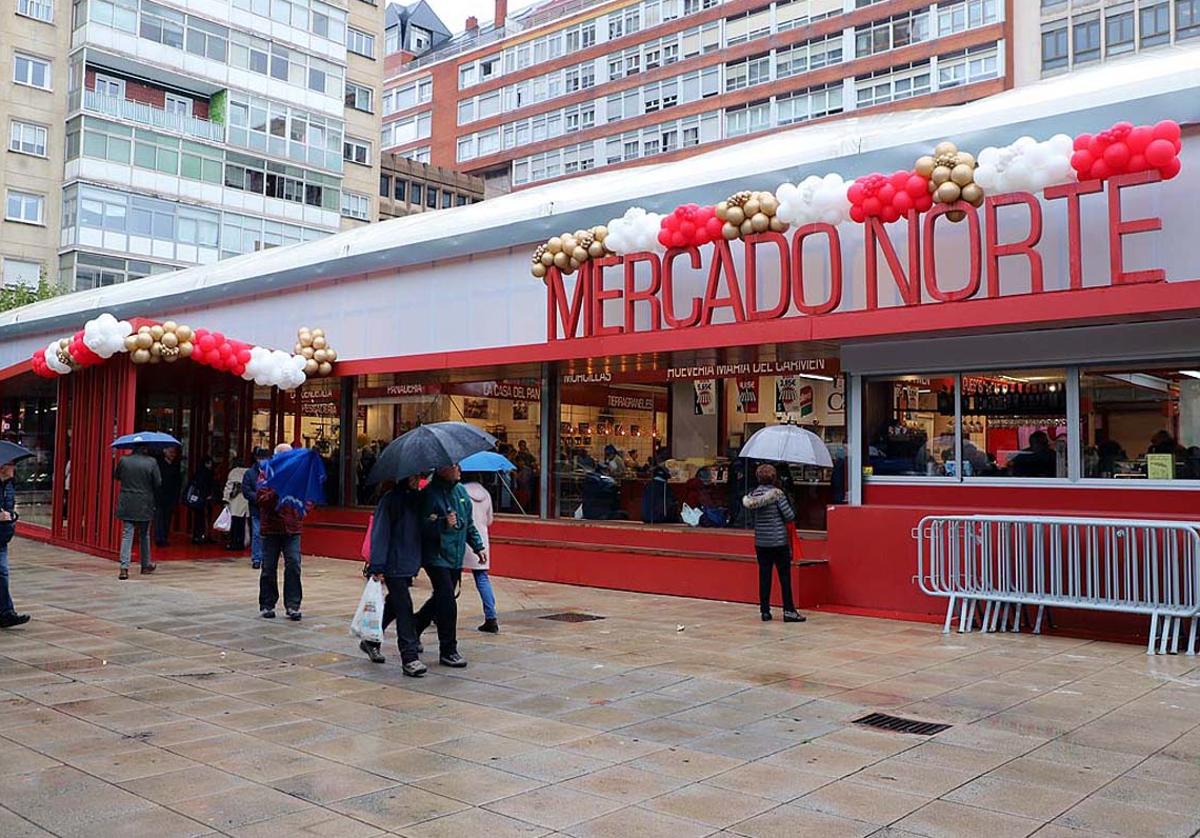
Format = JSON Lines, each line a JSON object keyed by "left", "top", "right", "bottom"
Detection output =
{"left": 478, "top": 618, "right": 499, "bottom": 634}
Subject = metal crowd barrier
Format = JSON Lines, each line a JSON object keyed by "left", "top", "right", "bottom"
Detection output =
{"left": 914, "top": 514, "right": 1200, "bottom": 656}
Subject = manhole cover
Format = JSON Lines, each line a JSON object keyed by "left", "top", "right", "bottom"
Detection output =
{"left": 540, "top": 612, "right": 605, "bottom": 623}
{"left": 853, "top": 712, "right": 951, "bottom": 736}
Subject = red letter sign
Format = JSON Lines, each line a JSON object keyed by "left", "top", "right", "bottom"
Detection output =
{"left": 1045, "top": 179, "right": 1104, "bottom": 289}
{"left": 743, "top": 232, "right": 790, "bottom": 320}
{"left": 623, "top": 252, "right": 662, "bottom": 333}
{"left": 662, "top": 246, "right": 703, "bottom": 329}
{"left": 591, "top": 256, "right": 624, "bottom": 336}
{"left": 865, "top": 213, "right": 921, "bottom": 308}
{"left": 791, "top": 223, "right": 843, "bottom": 315}
{"left": 546, "top": 263, "right": 592, "bottom": 341}
{"left": 923, "top": 201, "right": 982, "bottom": 303}
{"left": 1106, "top": 170, "right": 1166, "bottom": 285}
{"left": 984, "top": 191, "right": 1044, "bottom": 297}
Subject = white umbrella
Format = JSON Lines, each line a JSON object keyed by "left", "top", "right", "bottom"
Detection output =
{"left": 740, "top": 424, "right": 833, "bottom": 468}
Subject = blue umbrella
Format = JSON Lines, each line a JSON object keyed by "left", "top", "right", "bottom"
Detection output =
{"left": 459, "top": 451, "right": 517, "bottom": 472}
{"left": 264, "top": 447, "right": 325, "bottom": 517}
{"left": 111, "top": 431, "right": 181, "bottom": 449}
{"left": 0, "top": 441, "right": 33, "bottom": 467}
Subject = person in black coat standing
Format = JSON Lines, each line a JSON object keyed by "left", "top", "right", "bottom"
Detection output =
{"left": 154, "top": 445, "right": 183, "bottom": 547}
{"left": 742, "top": 463, "right": 805, "bottom": 624}
{"left": 115, "top": 445, "right": 161, "bottom": 580}
{"left": 0, "top": 463, "right": 29, "bottom": 627}
{"left": 187, "top": 456, "right": 215, "bottom": 544}
{"left": 360, "top": 475, "right": 427, "bottom": 677}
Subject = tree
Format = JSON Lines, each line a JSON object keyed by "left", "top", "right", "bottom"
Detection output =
{"left": 0, "top": 268, "right": 60, "bottom": 313}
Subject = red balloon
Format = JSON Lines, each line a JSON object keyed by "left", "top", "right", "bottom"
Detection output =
{"left": 878, "top": 183, "right": 896, "bottom": 204}
{"left": 205, "top": 349, "right": 222, "bottom": 366}
{"left": 1159, "top": 156, "right": 1182, "bottom": 180}
{"left": 915, "top": 193, "right": 933, "bottom": 212}
{"left": 892, "top": 191, "right": 914, "bottom": 213}
{"left": 657, "top": 230, "right": 672, "bottom": 248}
{"left": 1087, "top": 136, "right": 1104, "bottom": 157}
{"left": 1127, "top": 126, "right": 1153, "bottom": 153}
{"left": 671, "top": 231, "right": 686, "bottom": 248}
{"left": 210, "top": 332, "right": 225, "bottom": 345}
{"left": 218, "top": 342, "right": 233, "bottom": 358}
{"left": 705, "top": 217, "right": 723, "bottom": 238}
{"left": 1089, "top": 159, "right": 1110, "bottom": 180}
{"left": 889, "top": 171, "right": 909, "bottom": 190}
{"left": 862, "top": 196, "right": 882, "bottom": 217}
{"left": 679, "top": 221, "right": 695, "bottom": 239}
{"left": 1144, "top": 138, "right": 1175, "bottom": 168}
{"left": 1152, "top": 120, "right": 1181, "bottom": 144}
{"left": 233, "top": 363, "right": 246, "bottom": 376}
{"left": 198, "top": 334, "right": 216, "bottom": 352}
{"left": 881, "top": 205, "right": 900, "bottom": 223}
{"left": 1073, "top": 133, "right": 1091, "bottom": 151}
{"left": 237, "top": 349, "right": 252, "bottom": 364}
{"left": 1103, "top": 142, "right": 1130, "bottom": 173}
{"left": 849, "top": 205, "right": 865, "bottom": 223}
{"left": 1127, "top": 154, "right": 1147, "bottom": 173}
{"left": 847, "top": 182, "right": 865, "bottom": 203}
{"left": 1070, "top": 150, "right": 1093, "bottom": 173}
{"left": 905, "top": 175, "right": 927, "bottom": 198}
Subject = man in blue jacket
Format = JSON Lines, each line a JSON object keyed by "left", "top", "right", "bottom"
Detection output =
{"left": 360, "top": 475, "right": 426, "bottom": 677}
{"left": 242, "top": 448, "right": 269, "bottom": 569}
{"left": 415, "top": 464, "right": 485, "bottom": 668}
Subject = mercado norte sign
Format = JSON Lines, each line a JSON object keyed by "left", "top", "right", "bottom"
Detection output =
{"left": 539, "top": 122, "right": 1187, "bottom": 342}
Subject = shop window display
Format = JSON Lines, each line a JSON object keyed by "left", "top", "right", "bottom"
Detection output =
{"left": 1081, "top": 366, "right": 1200, "bottom": 480}
{"left": 0, "top": 374, "right": 56, "bottom": 528}
{"left": 863, "top": 374, "right": 958, "bottom": 477}
{"left": 251, "top": 379, "right": 345, "bottom": 504}
{"left": 962, "top": 368, "right": 1068, "bottom": 478}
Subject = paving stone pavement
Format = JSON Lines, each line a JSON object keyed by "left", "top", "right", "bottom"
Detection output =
{"left": 2, "top": 537, "right": 1200, "bottom": 838}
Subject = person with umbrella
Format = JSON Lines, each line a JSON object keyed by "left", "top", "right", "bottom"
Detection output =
{"left": 114, "top": 441, "right": 163, "bottom": 580}
{"left": 0, "top": 442, "right": 32, "bottom": 627}
{"left": 256, "top": 444, "right": 324, "bottom": 620}
{"left": 459, "top": 451, "right": 511, "bottom": 634}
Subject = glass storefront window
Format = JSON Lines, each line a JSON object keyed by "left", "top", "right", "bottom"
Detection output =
{"left": 1081, "top": 366, "right": 1200, "bottom": 480}
{"left": 863, "top": 374, "right": 957, "bottom": 477}
{"left": 963, "top": 368, "right": 1067, "bottom": 478}
{"left": 354, "top": 371, "right": 541, "bottom": 512}
{"left": 0, "top": 374, "right": 56, "bottom": 528}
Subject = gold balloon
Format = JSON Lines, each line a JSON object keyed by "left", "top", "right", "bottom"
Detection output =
{"left": 312, "top": 336, "right": 327, "bottom": 350}
{"left": 124, "top": 335, "right": 139, "bottom": 352}
{"left": 740, "top": 219, "right": 754, "bottom": 236}
{"left": 311, "top": 328, "right": 325, "bottom": 339}
{"left": 299, "top": 333, "right": 313, "bottom": 348}
{"left": 935, "top": 181, "right": 962, "bottom": 204}
{"left": 304, "top": 359, "right": 319, "bottom": 376}
{"left": 957, "top": 152, "right": 976, "bottom": 169}
{"left": 547, "top": 236, "right": 563, "bottom": 254}
{"left": 148, "top": 353, "right": 161, "bottom": 364}
{"left": 135, "top": 332, "right": 154, "bottom": 349}
{"left": 301, "top": 346, "right": 315, "bottom": 359}
{"left": 715, "top": 201, "right": 729, "bottom": 220}
{"left": 162, "top": 320, "right": 178, "bottom": 333}
{"left": 750, "top": 212, "right": 770, "bottom": 233}
{"left": 934, "top": 141, "right": 958, "bottom": 157}
{"left": 540, "top": 252, "right": 554, "bottom": 266}
{"left": 137, "top": 325, "right": 150, "bottom": 335}
{"left": 553, "top": 251, "right": 569, "bottom": 269}
{"left": 161, "top": 332, "right": 178, "bottom": 348}
{"left": 915, "top": 156, "right": 935, "bottom": 177}
{"left": 961, "top": 183, "right": 984, "bottom": 206}
{"left": 950, "top": 163, "right": 975, "bottom": 186}
{"left": 759, "top": 194, "right": 779, "bottom": 215}
{"left": 131, "top": 348, "right": 151, "bottom": 364}
{"left": 294, "top": 342, "right": 304, "bottom": 354}
{"left": 325, "top": 348, "right": 337, "bottom": 362}
{"left": 743, "top": 198, "right": 761, "bottom": 217}
{"left": 931, "top": 166, "right": 952, "bottom": 185}
{"left": 561, "top": 235, "right": 577, "bottom": 253}
{"left": 721, "top": 222, "right": 740, "bottom": 240}
{"left": 149, "top": 325, "right": 164, "bottom": 341}
{"left": 175, "top": 325, "right": 192, "bottom": 342}
{"left": 572, "top": 246, "right": 589, "bottom": 263}
{"left": 531, "top": 263, "right": 548, "bottom": 279}
{"left": 149, "top": 342, "right": 163, "bottom": 357}
{"left": 59, "top": 338, "right": 69, "bottom": 349}
{"left": 592, "top": 225, "right": 608, "bottom": 242}
{"left": 947, "top": 210, "right": 967, "bottom": 223}
{"left": 179, "top": 341, "right": 194, "bottom": 358}
{"left": 573, "top": 229, "right": 587, "bottom": 241}
{"left": 314, "top": 349, "right": 328, "bottom": 363}
{"left": 726, "top": 206, "right": 745, "bottom": 226}
{"left": 769, "top": 216, "right": 788, "bottom": 233}
{"left": 587, "top": 241, "right": 605, "bottom": 258}
{"left": 317, "top": 362, "right": 333, "bottom": 377}
{"left": 568, "top": 256, "right": 580, "bottom": 271}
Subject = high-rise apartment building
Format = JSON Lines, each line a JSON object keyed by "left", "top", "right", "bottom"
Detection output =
{"left": 1014, "top": 0, "right": 1200, "bottom": 85}
{"left": 380, "top": 0, "right": 1014, "bottom": 194}
{"left": 1, "top": 0, "right": 384, "bottom": 293}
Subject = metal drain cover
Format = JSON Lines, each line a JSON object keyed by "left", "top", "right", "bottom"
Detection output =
{"left": 540, "top": 612, "right": 605, "bottom": 623}
{"left": 853, "top": 712, "right": 951, "bottom": 736}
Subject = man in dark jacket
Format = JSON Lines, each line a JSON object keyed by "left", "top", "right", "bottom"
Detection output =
{"left": 414, "top": 464, "right": 485, "bottom": 668}
{"left": 255, "top": 444, "right": 305, "bottom": 620}
{"left": 114, "top": 445, "right": 161, "bottom": 580}
{"left": 242, "top": 448, "right": 269, "bottom": 569}
{"left": 360, "top": 475, "right": 426, "bottom": 676}
{"left": 154, "top": 445, "right": 182, "bottom": 547}
{"left": 0, "top": 463, "right": 29, "bottom": 628}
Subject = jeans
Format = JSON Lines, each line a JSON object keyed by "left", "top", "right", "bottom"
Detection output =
{"left": 378, "top": 575, "right": 420, "bottom": 663}
{"left": 414, "top": 566, "right": 461, "bottom": 656}
{"left": 248, "top": 512, "right": 262, "bottom": 565}
{"left": 119, "top": 521, "right": 154, "bottom": 570}
{"left": 756, "top": 544, "right": 795, "bottom": 613}
{"left": 472, "top": 569, "right": 497, "bottom": 620}
{"left": 0, "top": 543, "right": 14, "bottom": 615}
{"left": 190, "top": 503, "right": 209, "bottom": 542}
{"left": 154, "top": 503, "right": 174, "bottom": 546}
{"left": 259, "top": 532, "right": 302, "bottom": 612}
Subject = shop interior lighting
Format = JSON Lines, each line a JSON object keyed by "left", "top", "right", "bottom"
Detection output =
{"left": 796, "top": 373, "right": 835, "bottom": 382}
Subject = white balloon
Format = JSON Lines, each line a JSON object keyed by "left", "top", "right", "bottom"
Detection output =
{"left": 604, "top": 206, "right": 665, "bottom": 256}
{"left": 775, "top": 173, "right": 851, "bottom": 227}
{"left": 975, "top": 134, "right": 1076, "bottom": 194}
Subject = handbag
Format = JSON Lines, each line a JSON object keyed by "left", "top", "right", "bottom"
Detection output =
{"left": 184, "top": 482, "right": 203, "bottom": 509}
{"left": 359, "top": 513, "right": 374, "bottom": 561}
{"left": 212, "top": 506, "right": 232, "bottom": 533}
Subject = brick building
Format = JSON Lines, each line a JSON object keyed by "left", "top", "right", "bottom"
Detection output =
{"left": 378, "top": 152, "right": 484, "bottom": 218}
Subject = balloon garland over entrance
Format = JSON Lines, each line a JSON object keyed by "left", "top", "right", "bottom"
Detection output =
{"left": 529, "top": 119, "right": 1183, "bottom": 276}
{"left": 30, "top": 315, "right": 338, "bottom": 391}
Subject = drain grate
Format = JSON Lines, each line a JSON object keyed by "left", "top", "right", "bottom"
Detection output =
{"left": 853, "top": 712, "right": 952, "bottom": 736}
{"left": 540, "top": 612, "right": 606, "bottom": 623}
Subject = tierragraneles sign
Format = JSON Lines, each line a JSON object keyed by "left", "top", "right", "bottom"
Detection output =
{"left": 546, "top": 173, "right": 1168, "bottom": 341}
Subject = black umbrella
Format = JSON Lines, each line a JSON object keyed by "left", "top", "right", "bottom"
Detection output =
{"left": 368, "top": 422, "right": 497, "bottom": 485}
{"left": 0, "top": 441, "right": 32, "bottom": 467}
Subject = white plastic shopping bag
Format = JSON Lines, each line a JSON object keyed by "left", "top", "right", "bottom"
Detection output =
{"left": 212, "top": 506, "right": 232, "bottom": 532}
{"left": 680, "top": 503, "right": 702, "bottom": 527}
{"left": 349, "top": 578, "right": 385, "bottom": 643}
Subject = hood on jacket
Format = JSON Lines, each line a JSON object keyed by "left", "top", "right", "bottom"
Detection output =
{"left": 743, "top": 486, "right": 785, "bottom": 509}
{"left": 465, "top": 481, "right": 490, "bottom": 503}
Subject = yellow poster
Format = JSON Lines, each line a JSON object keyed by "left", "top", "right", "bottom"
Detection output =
{"left": 1146, "top": 453, "right": 1174, "bottom": 480}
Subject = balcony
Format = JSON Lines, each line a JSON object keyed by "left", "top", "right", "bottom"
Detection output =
{"left": 83, "top": 90, "right": 225, "bottom": 143}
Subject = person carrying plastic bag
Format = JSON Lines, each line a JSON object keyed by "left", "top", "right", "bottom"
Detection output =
{"left": 350, "top": 577, "right": 385, "bottom": 645}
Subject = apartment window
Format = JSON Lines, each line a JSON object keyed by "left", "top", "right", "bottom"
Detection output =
{"left": 1180, "top": 0, "right": 1200, "bottom": 39}
{"left": 856, "top": 10, "right": 930, "bottom": 57}
{"left": 2, "top": 258, "right": 40, "bottom": 289}
{"left": 1041, "top": 23, "right": 1068, "bottom": 70}
{"left": 725, "top": 100, "right": 770, "bottom": 138}
{"left": 1072, "top": 14, "right": 1101, "bottom": 64}
{"left": 164, "top": 93, "right": 192, "bottom": 116}
{"left": 456, "top": 194, "right": 468, "bottom": 206}
{"left": 457, "top": 135, "right": 476, "bottom": 162}
{"left": 1141, "top": 1, "right": 1170, "bottom": 47}
{"left": 379, "top": 174, "right": 390, "bottom": 197}
{"left": 140, "top": 1, "right": 185, "bottom": 49}
{"left": 5, "top": 190, "right": 45, "bottom": 225}
{"left": 937, "top": 0, "right": 998, "bottom": 36}
{"left": 1105, "top": 4, "right": 1135, "bottom": 55}
{"left": 726, "top": 53, "right": 770, "bottom": 92}
{"left": 776, "top": 83, "right": 844, "bottom": 125}
{"left": 9, "top": 121, "right": 48, "bottom": 157}
{"left": 340, "top": 191, "right": 370, "bottom": 219}
{"left": 13, "top": 53, "right": 51, "bottom": 90}
{"left": 94, "top": 73, "right": 124, "bottom": 98}
{"left": 17, "top": 0, "right": 53, "bottom": 22}
{"left": 856, "top": 62, "right": 932, "bottom": 107}
{"left": 409, "top": 25, "right": 431, "bottom": 53}
{"left": 185, "top": 17, "right": 229, "bottom": 61}
{"left": 345, "top": 81, "right": 373, "bottom": 112}
{"left": 394, "top": 178, "right": 406, "bottom": 202}
{"left": 343, "top": 136, "right": 370, "bottom": 165}
{"left": 347, "top": 27, "right": 375, "bottom": 58}
{"left": 425, "top": 187, "right": 438, "bottom": 209}
{"left": 725, "top": 6, "right": 771, "bottom": 46}
{"left": 410, "top": 182, "right": 423, "bottom": 205}
{"left": 937, "top": 44, "right": 999, "bottom": 88}
{"left": 683, "top": 0, "right": 717, "bottom": 12}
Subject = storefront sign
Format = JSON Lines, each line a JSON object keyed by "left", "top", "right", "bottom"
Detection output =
{"left": 693, "top": 379, "right": 716, "bottom": 415}
{"left": 357, "top": 381, "right": 541, "bottom": 402}
{"left": 776, "top": 377, "right": 814, "bottom": 417}
{"left": 734, "top": 376, "right": 759, "bottom": 413}
{"left": 546, "top": 173, "right": 1169, "bottom": 341}
{"left": 561, "top": 384, "right": 667, "bottom": 412}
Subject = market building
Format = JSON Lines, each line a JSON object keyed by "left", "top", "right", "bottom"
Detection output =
{"left": 1, "top": 52, "right": 1197, "bottom": 635}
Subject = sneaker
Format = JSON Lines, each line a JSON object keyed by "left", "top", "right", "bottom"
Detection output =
{"left": 439, "top": 652, "right": 468, "bottom": 668}
{"left": 261, "top": 609, "right": 276, "bottom": 619}
{"left": 140, "top": 564, "right": 157, "bottom": 575}
{"left": 360, "top": 640, "right": 386, "bottom": 664}
{"left": 478, "top": 619, "right": 499, "bottom": 634}
{"left": 286, "top": 609, "right": 302, "bottom": 621}
{"left": 402, "top": 660, "right": 428, "bottom": 677}
{"left": 118, "top": 568, "right": 129, "bottom": 580}
{"left": 760, "top": 611, "right": 772, "bottom": 621}
{"left": 251, "top": 562, "right": 261, "bottom": 570}
{"left": 0, "top": 613, "right": 30, "bottom": 628}
{"left": 783, "top": 611, "right": 807, "bottom": 623}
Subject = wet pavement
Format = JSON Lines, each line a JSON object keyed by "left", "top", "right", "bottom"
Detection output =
{"left": 1, "top": 538, "right": 1198, "bottom": 837}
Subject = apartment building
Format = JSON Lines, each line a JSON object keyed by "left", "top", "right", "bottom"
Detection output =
{"left": 1014, "top": 0, "right": 1200, "bottom": 84}
{"left": 378, "top": 151, "right": 484, "bottom": 218}
{"left": 380, "top": 0, "right": 1014, "bottom": 193}
{"left": 2, "top": 0, "right": 384, "bottom": 293}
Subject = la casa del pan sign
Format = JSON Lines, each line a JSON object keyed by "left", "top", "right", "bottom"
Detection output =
{"left": 544, "top": 170, "right": 1180, "bottom": 342}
